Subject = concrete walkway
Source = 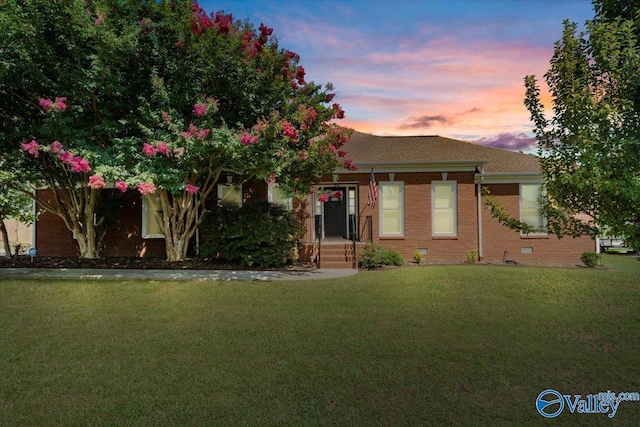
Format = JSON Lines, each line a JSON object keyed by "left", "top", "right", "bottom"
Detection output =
{"left": 0, "top": 267, "right": 359, "bottom": 281}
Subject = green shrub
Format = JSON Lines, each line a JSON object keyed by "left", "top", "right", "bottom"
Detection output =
{"left": 581, "top": 251, "right": 601, "bottom": 268}
{"left": 358, "top": 243, "right": 404, "bottom": 270}
{"left": 466, "top": 249, "right": 479, "bottom": 264}
{"left": 413, "top": 246, "right": 423, "bottom": 264}
{"left": 199, "top": 203, "right": 302, "bottom": 268}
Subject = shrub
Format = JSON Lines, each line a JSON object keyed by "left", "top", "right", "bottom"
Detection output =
{"left": 199, "top": 203, "right": 302, "bottom": 268}
{"left": 581, "top": 251, "right": 601, "bottom": 268}
{"left": 358, "top": 243, "right": 404, "bottom": 270}
{"left": 466, "top": 249, "right": 479, "bottom": 264}
{"left": 413, "top": 246, "right": 423, "bottom": 264}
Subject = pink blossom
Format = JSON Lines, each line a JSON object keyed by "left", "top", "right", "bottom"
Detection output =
{"left": 142, "top": 142, "right": 157, "bottom": 156}
{"left": 343, "top": 159, "right": 358, "bottom": 171}
{"left": 115, "top": 181, "right": 128, "bottom": 193}
{"left": 193, "top": 103, "right": 207, "bottom": 117}
{"left": 267, "top": 173, "right": 276, "bottom": 185}
{"left": 21, "top": 140, "right": 41, "bottom": 157}
{"left": 50, "top": 141, "right": 63, "bottom": 153}
{"left": 296, "top": 66, "right": 306, "bottom": 85}
{"left": 337, "top": 150, "right": 347, "bottom": 158}
{"left": 94, "top": 17, "right": 103, "bottom": 25}
{"left": 88, "top": 174, "right": 105, "bottom": 189}
{"left": 299, "top": 150, "right": 308, "bottom": 160}
{"left": 329, "top": 144, "right": 336, "bottom": 152}
{"left": 185, "top": 184, "right": 199, "bottom": 194}
{"left": 54, "top": 97, "right": 67, "bottom": 112}
{"left": 59, "top": 151, "right": 73, "bottom": 164}
{"left": 161, "top": 111, "right": 171, "bottom": 124}
{"left": 332, "top": 191, "right": 343, "bottom": 199}
{"left": 240, "top": 132, "right": 259, "bottom": 145}
{"left": 318, "top": 194, "right": 329, "bottom": 203}
{"left": 182, "top": 124, "right": 210, "bottom": 140}
{"left": 138, "top": 182, "right": 157, "bottom": 195}
{"left": 282, "top": 121, "right": 298, "bottom": 140}
{"left": 156, "top": 141, "right": 169, "bottom": 156}
{"left": 71, "top": 156, "right": 91, "bottom": 173}
{"left": 259, "top": 23, "right": 273, "bottom": 38}
{"left": 39, "top": 98, "right": 54, "bottom": 111}
{"left": 325, "top": 93, "right": 335, "bottom": 103}
{"left": 332, "top": 103, "right": 345, "bottom": 119}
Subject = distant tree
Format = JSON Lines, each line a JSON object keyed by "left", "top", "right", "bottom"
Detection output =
{"left": 523, "top": 2, "right": 640, "bottom": 248}
{"left": 0, "top": 175, "right": 35, "bottom": 258}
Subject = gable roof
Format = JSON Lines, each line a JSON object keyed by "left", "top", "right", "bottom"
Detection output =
{"left": 340, "top": 131, "right": 541, "bottom": 175}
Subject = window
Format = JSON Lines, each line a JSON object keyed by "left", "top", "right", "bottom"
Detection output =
{"left": 268, "top": 184, "right": 292, "bottom": 210}
{"left": 142, "top": 194, "right": 163, "bottom": 239}
{"left": 432, "top": 181, "right": 457, "bottom": 236}
{"left": 379, "top": 182, "right": 404, "bottom": 236}
{"left": 520, "top": 184, "right": 546, "bottom": 234}
{"left": 217, "top": 183, "right": 242, "bottom": 206}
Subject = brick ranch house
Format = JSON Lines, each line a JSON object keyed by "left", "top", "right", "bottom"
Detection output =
{"left": 34, "top": 131, "right": 595, "bottom": 266}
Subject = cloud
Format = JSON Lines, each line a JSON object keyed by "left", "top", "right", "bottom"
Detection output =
{"left": 471, "top": 133, "right": 538, "bottom": 152}
{"left": 398, "top": 114, "right": 454, "bottom": 129}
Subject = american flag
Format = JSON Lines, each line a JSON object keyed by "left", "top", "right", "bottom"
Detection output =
{"left": 367, "top": 168, "right": 378, "bottom": 207}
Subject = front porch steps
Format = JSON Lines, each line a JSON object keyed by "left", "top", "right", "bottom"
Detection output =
{"left": 318, "top": 243, "right": 357, "bottom": 269}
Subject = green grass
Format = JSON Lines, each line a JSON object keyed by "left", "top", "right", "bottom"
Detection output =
{"left": 1, "top": 255, "right": 639, "bottom": 426}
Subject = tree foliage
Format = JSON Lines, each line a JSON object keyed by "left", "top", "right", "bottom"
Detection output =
{"left": 1, "top": 0, "right": 352, "bottom": 260}
{"left": 523, "top": 1, "right": 640, "bottom": 248}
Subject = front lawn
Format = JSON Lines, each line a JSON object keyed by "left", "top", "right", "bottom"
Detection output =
{"left": 1, "top": 255, "right": 639, "bottom": 425}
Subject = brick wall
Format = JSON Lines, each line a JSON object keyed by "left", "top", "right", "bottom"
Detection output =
{"left": 481, "top": 184, "right": 595, "bottom": 265}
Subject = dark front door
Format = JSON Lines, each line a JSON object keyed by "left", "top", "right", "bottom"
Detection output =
{"left": 323, "top": 187, "right": 347, "bottom": 238}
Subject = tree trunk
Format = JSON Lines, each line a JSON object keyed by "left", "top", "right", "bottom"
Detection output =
{"left": 0, "top": 220, "right": 10, "bottom": 259}
{"left": 73, "top": 227, "right": 100, "bottom": 259}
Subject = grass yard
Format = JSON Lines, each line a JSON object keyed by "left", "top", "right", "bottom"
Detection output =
{"left": 1, "top": 255, "right": 639, "bottom": 426}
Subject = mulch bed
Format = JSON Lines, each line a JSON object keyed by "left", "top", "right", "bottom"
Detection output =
{"left": 0, "top": 256, "right": 315, "bottom": 271}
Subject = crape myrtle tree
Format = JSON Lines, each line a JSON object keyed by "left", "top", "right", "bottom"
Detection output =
{"left": 520, "top": 0, "right": 640, "bottom": 247}
{"left": 0, "top": 0, "right": 159, "bottom": 258}
{"left": 1, "top": 0, "right": 352, "bottom": 260}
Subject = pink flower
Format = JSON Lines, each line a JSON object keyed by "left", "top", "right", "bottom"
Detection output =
{"left": 142, "top": 142, "right": 157, "bottom": 157}
{"left": 332, "top": 103, "right": 345, "bottom": 119}
{"left": 299, "top": 150, "right": 308, "bottom": 160}
{"left": 296, "top": 66, "right": 306, "bottom": 85}
{"left": 94, "top": 17, "right": 103, "bottom": 25}
{"left": 282, "top": 121, "right": 298, "bottom": 140}
{"left": 21, "top": 140, "right": 40, "bottom": 157}
{"left": 54, "top": 97, "right": 67, "bottom": 112}
{"left": 88, "top": 174, "right": 105, "bottom": 189}
{"left": 267, "top": 173, "right": 276, "bottom": 185}
{"left": 325, "top": 93, "right": 335, "bottom": 103}
{"left": 328, "top": 144, "right": 336, "bottom": 152}
{"left": 59, "top": 151, "right": 73, "bottom": 164}
{"left": 161, "top": 111, "right": 171, "bottom": 124}
{"left": 240, "top": 132, "right": 259, "bottom": 145}
{"left": 343, "top": 159, "right": 358, "bottom": 171}
{"left": 39, "top": 98, "right": 54, "bottom": 111}
{"left": 138, "top": 182, "right": 157, "bottom": 195}
{"left": 115, "top": 181, "right": 128, "bottom": 193}
{"left": 156, "top": 141, "right": 169, "bottom": 156}
{"left": 318, "top": 194, "right": 329, "bottom": 203}
{"left": 71, "top": 156, "right": 91, "bottom": 173}
{"left": 193, "top": 103, "right": 207, "bottom": 117}
{"left": 50, "top": 141, "right": 63, "bottom": 153}
{"left": 185, "top": 184, "right": 199, "bottom": 194}
{"left": 337, "top": 150, "right": 347, "bottom": 158}
{"left": 332, "top": 191, "right": 343, "bottom": 199}
{"left": 259, "top": 23, "right": 273, "bottom": 38}
{"left": 182, "top": 124, "right": 210, "bottom": 140}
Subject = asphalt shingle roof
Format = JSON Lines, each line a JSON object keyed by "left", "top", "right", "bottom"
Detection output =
{"left": 342, "top": 131, "right": 541, "bottom": 174}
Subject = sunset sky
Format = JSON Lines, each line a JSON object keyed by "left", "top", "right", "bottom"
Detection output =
{"left": 200, "top": 0, "right": 595, "bottom": 152}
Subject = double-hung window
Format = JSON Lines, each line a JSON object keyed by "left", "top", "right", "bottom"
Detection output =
{"left": 379, "top": 182, "right": 404, "bottom": 237}
{"left": 432, "top": 181, "right": 457, "bottom": 236}
{"left": 217, "top": 183, "right": 243, "bottom": 207}
{"left": 520, "top": 184, "right": 546, "bottom": 234}
{"left": 142, "top": 194, "right": 163, "bottom": 239}
{"left": 268, "top": 184, "right": 293, "bottom": 210}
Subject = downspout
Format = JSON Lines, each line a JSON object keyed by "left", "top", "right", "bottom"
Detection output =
{"left": 32, "top": 198, "right": 37, "bottom": 251}
{"left": 477, "top": 166, "right": 484, "bottom": 261}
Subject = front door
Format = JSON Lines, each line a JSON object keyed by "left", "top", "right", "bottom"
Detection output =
{"left": 323, "top": 187, "right": 347, "bottom": 238}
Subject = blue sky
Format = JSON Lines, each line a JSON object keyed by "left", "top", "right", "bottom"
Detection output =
{"left": 199, "top": 0, "right": 595, "bottom": 151}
